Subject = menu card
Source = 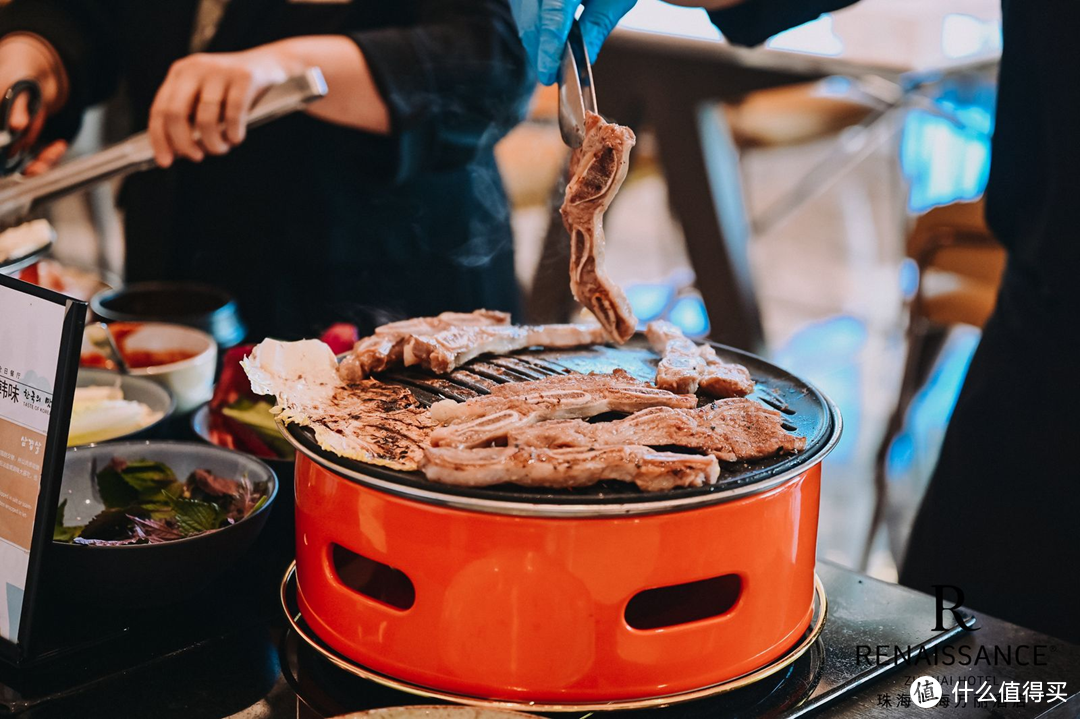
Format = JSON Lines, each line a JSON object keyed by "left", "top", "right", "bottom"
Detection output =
{"left": 0, "top": 273, "right": 84, "bottom": 660}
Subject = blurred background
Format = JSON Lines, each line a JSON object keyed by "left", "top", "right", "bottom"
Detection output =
{"left": 34, "top": 0, "right": 1002, "bottom": 582}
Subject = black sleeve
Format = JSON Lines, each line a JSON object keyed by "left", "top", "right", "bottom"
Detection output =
{"left": 0, "top": 0, "right": 122, "bottom": 140}
{"left": 708, "top": 0, "right": 860, "bottom": 47}
{"left": 347, "top": 0, "right": 533, "bottom": 183}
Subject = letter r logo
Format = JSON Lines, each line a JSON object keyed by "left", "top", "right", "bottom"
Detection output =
{"left": 933, "top": 585, "right": 978, "bottom": 631}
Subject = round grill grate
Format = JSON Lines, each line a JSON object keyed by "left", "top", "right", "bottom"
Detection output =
{"left": 286, "top": 338, "right": 838, "bottom": 507}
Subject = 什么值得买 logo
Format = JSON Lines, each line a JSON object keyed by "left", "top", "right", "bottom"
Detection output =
{"left": 911, "top": 676, "right": 943, "bottom": 708}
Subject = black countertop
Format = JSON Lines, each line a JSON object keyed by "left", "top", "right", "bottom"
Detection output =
{"left": 3, "top": 551, "right": 1077, "bottom": 718}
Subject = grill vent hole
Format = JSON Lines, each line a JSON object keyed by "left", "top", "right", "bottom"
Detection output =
{"left": 625, "top": 574, "right": 742, "bottom": 630}
{"left": 758, "top": 390, "right": 796, "bottom": 415}
{"left": 331, "top": 544, "right": 416, "bottom": 611}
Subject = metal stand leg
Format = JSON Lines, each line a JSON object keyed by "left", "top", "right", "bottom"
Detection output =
{"left": 525, "top": 169, "right": 576, "bottom": 324}
{"left": 591, "top": 36, "right": 828, "bottom": 352}
{"left": 652, "top": 100, "right": 764, "bottom": 351}
{"left": 861, "top": 316, "right": 947, "bottom": 571}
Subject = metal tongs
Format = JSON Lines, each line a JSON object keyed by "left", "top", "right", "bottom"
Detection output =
{"left": 0, "top": 68, "right": 328, "bottom": 230}
{"left": 558, "top": 21, "right": 597, "bottom": 148}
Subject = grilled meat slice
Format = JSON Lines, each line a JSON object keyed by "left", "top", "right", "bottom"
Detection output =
{"left": 645, "top": 321, "right": 754, "bottom": 398}
{"left": 429, "top": 369, "right": 697, "bottom": 448}
{"left": 645, "top": 320, "right": 707, "bottom": 394}
{"left": 561, "top": 113, "right": 638, "bottom": 343}
{"left": 698, "top": 344, "right": 755, "bottom": 398}
{"left": 465, "top": 367, "right": 668, "bottom": 402}
{"left": 507, "top": 399, "right": 805, "bottom": 462}
{"left": 477, "top": 368, "right": 643, "bottom": 398}
{"left": 339, "top": 309, "right": 511, "bottom": 381}
{"left": 406, "top": 323, "right": 608, "bottom": 375}
{"left": 429, "top": 409, "right": 539, "bottom": 449}
{"left": 422, "top": 445, "right": 720, "bottom": 492}
{"left": 377, "top": 310, "right": 510, "bottom": 335}
{"left": 244, "top": 339, "right": 435, "bottom": 471}
{"left": 305, "top": 382, "right": 437, "bottom": 470}
{"left": 342, "top": 333, "right": 402, "bottom": 379}
{"left": 425, "top": 367, "right": 695, "bottom": 433}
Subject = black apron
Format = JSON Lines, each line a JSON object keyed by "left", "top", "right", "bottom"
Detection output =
{"left": 1, "top": 0, "right": 531, "bottom": 340}
{"left": 900, "top": 0, "right": 1080, "bottom": 645}
{"left": 705, "top": 0, "right": 1080, "bottom": 642}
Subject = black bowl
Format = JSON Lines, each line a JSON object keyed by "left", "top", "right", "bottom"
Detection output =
{"left": 50, "top": 440, "right": 277, "bottom": 607}
{"left": 91, "top": 282, "right": 247, "bottom": 348}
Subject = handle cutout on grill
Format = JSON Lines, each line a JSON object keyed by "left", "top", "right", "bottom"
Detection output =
{"left": 625, "top": 574, "right": 742, "bottom": 630}
{"left": 331, "top": 544, "right": 416, "bottom": 611}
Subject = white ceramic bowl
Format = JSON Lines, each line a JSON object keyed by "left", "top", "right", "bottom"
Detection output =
{"left": 81, "top": 322, "right": 217, "bottom": 413}
{"left": 71, "top": 369, "right": 175, "bottom": 446}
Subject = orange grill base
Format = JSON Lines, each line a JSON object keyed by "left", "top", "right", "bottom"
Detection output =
{"left": 294, "top": 453, "right": 823, "bottom": 702}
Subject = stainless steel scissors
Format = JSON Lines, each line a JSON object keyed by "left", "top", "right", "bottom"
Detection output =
{"left": 0, "top": 79, "right": 44, "bottom": 177}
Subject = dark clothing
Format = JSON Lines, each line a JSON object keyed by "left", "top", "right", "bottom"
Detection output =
{"left": 900, "top": 268, "right": 1080, "bottom": 644}
{"left": 900, "top": 0, "right": 1080, "bottom": 646}
{"left": 708, "top": 0, "right": 858, "bottom": 47}
{"left": 711, "top": 1, "right": 1080, "bottom": 643}
{"left": 980, "top": 0, "right": 1080, "bottom": 309}
{"left": 0, "top": 0, "right": 532, "bottom": 339}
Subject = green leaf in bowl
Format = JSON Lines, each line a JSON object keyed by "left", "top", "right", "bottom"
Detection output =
{"left": 96, "top": 464, "right": 138, "bottom": 509}
{"left": 116, "top": 460, "right": 177, "bottom": 494}
{"left": 168, "top": 495, "right": 224, "bottom": 536}
{"left": 244, "top": 494, "right": 269, "bottom": 519}
{"left": 80, "top": 507, "right": 137, "bottom": 540}
{"left": 53, "top": 500, "right": 84, "bottom": 543}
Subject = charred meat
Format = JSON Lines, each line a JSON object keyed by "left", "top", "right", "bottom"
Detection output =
{"left": 339, "top": 310, "right": 511, "bottom": 381}
{"left": 302, "top": 382, "right": 437, "bottom": 471}
{"left": 507, "top": 398, "right": 805, "bottom": 462}
{"left": 339, "top": 311, "right": 610, "bottom": 380}
{"left": 698, "top": 344, "right": 756, "bottom": 398}
{"left": 561, "top": 113, "right": 638, "bottom": 344}
{"left": 406, "top": 323, "right": 609, "bottom": 375}
{"left": 422, "top": 445, "right": 720, "bottom": 492}
{"left": 244, "top": 339, "right": 435, "bottom": 471}
{"left": 645, "top": 320, "right": 707, "bottom": 394}
{"left": 430, "top": 368, "right": 695, "bottom": 423}
{"left": 645, "top": 321, "right": 754, "bottom": 398}
{"left": 429, "top": 369, "right": 697, "bottom": 448}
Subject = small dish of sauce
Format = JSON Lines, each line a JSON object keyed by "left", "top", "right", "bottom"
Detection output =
{"left": 80, "top": 323, "right": 201, "bottom": 370}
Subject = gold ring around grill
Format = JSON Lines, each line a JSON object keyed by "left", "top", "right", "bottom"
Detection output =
{"left": 280, "top": 561, "right": 828, "bottom": 713}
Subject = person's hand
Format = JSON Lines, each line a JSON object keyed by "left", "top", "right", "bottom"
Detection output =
{"left": 148, "top": 46, "right": 304, "bottom": 168}
{"left": 0, "top": 33, "right": 69, "bottom": 176}
{"left": 511, "top": 0, "right": 638, "bottom": 85}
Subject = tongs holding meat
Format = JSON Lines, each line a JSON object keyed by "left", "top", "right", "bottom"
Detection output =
{"left": 555, "top": 23, "right": 638, "bottom": 343}
{"left": 558, "top": 21, "right": 597, "bottom": 149}
{"left": 0, "top": 68, "right": 327, "bottom": 231}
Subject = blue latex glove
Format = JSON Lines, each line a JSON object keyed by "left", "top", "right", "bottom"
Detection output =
{"left": 511, "top": 0, "right": 639, "bottom": 85}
